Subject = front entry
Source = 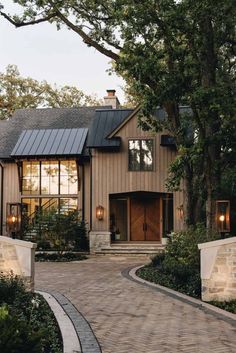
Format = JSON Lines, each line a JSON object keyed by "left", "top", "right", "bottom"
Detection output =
{"left": 130, "top": 197, "right": 160, "bottom": 241}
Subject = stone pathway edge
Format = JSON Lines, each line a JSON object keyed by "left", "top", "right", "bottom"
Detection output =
{"left": 36, "top": 290, "right": 102, "bottom": 353}
{"left": 123, "top": 265, "right": 236, "bottom": 327}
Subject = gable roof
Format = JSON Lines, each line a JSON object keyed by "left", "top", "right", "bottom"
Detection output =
{"left": 0, "top": 106, "right": 109, "bottom": 159}
{"left": 11, "top": 128, "right": 88, "bottom": 158}
{"left": 107, "top": 105, "right": 192, "bottom": 138}
{"left": 86, "top": 109, "right": 134, "bottom": 148}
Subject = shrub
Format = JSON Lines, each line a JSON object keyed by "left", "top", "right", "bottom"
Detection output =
{"left": 35, "top": 252, "right": 87, "bottom": 262}
{"left": 23, "top": 209, "right": 89, "bottom": 252}
{"left": 0, "top": 274, "right": 62, "bottom": 353}
{"left": 139, "top": 224, "right": 219, "bottom": 297}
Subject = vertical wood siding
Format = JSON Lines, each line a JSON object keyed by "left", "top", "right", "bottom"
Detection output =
{"left": 91, "top": 115, "right": 184, "bottom": 232}
{"left": 2, "top": 162, "right": 20, "bottom": 235}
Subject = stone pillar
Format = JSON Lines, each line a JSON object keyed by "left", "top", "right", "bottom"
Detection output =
{"left": 0, "top": 236, "right": 37, "bottom": 291}
{"left": 89, "top": 231, "right": 111, "bottom": 253}
{"left": 198, "top": 237, "right": 236, "bottom": 301}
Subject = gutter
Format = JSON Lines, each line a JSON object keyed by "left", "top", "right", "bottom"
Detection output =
{"left": 0, "top": 161, "right": 4, "bottom": 235}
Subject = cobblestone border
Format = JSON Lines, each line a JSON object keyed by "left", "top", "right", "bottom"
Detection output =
{"left": 122, "top": 265, "right": 236, "bottom": 327}
{"left": 38, "top": 289, "right": 102, "bottom": 353}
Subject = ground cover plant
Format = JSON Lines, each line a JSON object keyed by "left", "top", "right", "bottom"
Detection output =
{"left": 0, "top": 273, "right": 62, "bottom": 353}
{"left": 138, "top": 225, "right": 236, "bottom": 312}
{"left": 35, "top": 252, "right": 87, "bottom": 262}
{"left": 137, "top": 225, "right": 219, "bottom": 298}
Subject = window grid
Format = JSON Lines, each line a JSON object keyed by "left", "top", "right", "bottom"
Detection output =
{"left": 128, "top": 139, "right": 154, "bottom": 171}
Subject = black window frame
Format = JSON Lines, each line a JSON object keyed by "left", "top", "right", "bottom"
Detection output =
{"left": 128, "top": 139, "right": 154, "bottom": 171}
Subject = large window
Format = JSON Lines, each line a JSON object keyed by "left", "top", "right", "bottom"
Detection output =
{"left": 22, "top": 198, "right": 78, "bottom": 223}
{"left": 128, "top": 139, "right": 154, "bottom": 171}
{"left": 22, "top": 160, "right": 78, "bottom": 195}
{"left": 21, "top": 160, "right": 78, "bottom": 220}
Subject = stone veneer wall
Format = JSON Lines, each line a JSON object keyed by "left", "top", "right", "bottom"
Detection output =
{"left": 198, "top": 237, "right": 236, "bottom": 301}
{"left": 89, "top": 231, "right": 111, "bottom": 253}
{"left": 0, "top": 236, "right": 37, "bottom": 291}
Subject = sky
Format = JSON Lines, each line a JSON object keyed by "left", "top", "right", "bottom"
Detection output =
{"left": 0, "top": 2, "right": 125, "bottom": 103}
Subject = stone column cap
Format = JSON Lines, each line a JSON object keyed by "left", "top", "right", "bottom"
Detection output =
{"left": 198, "top": 236, "right": 236, "bottom": 250}
{"left": 0, "top": 236, "right": 37, "bottom": 249}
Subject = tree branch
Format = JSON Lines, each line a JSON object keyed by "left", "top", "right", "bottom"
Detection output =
{"left": 0, "top": 11, "right": 57, "bottom": 27}
{"left": 55, "top": 10, "right": 120, "bottom": 61}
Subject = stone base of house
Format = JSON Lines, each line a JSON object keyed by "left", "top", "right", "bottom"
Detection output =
{"left": 89, "top": 231, "right": 111, "bottom": 254}
{"left": 198, "top": 237, "right": 236, "bottom": 302}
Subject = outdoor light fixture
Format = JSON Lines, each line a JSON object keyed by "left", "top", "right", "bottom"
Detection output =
{"left": 6, "top": 203, "right": 21, "bottom": 238}
{"left": 177, "top": 205, "right": 184, "bottom": 220}
{"left": 216, "top": 200, "right": 230, "bottom": 234}
{"left": 96, "top": 205, "right": 104, "bottom": 220}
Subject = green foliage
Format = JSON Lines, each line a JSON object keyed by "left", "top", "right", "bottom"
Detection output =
{"left": 1, "top": 1, "right": 236, "bottom": 227}
{"left": 0, "top": 65, "right": 101, "bottom": 120}
{"left": 0, "top": 313, "right": 44, "bottom": 353}
{"left": 0, "top": 274, "right": 62, "bottom": 353}
{"left": 138, "top": 224, "right": 219, "bottom": 297}
{"left": 26, "top": 210, "right": 89, "bottom": 252}
{"left": 35, "top": 252, "right": 87, "bottom": 262}
{"left": 209, "top": 300, "right": 236, "bottom": 314}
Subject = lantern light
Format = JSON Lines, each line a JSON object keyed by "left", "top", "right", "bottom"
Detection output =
{"left": 96, "top": 205, "right": 104, "bottom": 221}
{"left": 6, "top": 203, "right": 21, "bottom": 237}
{"left": 216, "top": 200, "right": 230, "bottom": 234}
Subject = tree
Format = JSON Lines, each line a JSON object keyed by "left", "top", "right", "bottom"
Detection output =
{"left": 1, "top": 1, "right": 236, "bottom": 230}
{"left": 0, "top": 64, "right": 101, "bottom": 120}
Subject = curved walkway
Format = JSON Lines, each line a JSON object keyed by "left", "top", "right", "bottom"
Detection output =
{"left": 35, "top": 256, "right": 236, "bottom": 353}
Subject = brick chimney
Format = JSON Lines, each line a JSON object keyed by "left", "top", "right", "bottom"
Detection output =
{"left": 104, "top": 89, "right": 120, "bottom": 109}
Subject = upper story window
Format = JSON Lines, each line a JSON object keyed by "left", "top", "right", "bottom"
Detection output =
{"left": 22, "top": 160, "right": 78, "bottom": 195}
{"left": 128, "top": 139, "right": 154, "bottom": 171}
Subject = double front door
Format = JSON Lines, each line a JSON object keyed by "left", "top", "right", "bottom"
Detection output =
{"left": 130, "top": 197, "right": 160, "bottom": 241}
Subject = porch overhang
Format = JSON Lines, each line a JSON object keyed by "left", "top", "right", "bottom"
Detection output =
{"left": 11, "top": 128, "right": 88, "bottom": 159}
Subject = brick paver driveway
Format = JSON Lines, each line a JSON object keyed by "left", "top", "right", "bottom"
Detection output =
{"left": 35, "top": 256, "right": 236, "bottom": 353}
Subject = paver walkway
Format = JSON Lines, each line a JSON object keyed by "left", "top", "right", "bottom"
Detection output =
{"left": 35, "top": 256, "right": 236, "bottom": 353}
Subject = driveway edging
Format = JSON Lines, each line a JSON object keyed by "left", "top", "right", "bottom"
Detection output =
{"left": 37, "top": 289, "right": 102, "bottom": 353}
{"left": 122, "top": 265, "right": 236, "bottom": 327}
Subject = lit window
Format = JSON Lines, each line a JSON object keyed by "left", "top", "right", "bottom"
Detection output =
{"left": 128, "top": 139, "right": 154, "bottom": 171}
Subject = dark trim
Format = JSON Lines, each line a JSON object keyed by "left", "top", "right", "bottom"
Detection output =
{"left": 89, "top": 149, "right": 92, "bottom": 231}
{"left": 122, "top": 266, "right": 236, "bottom": 328}
{"left": 82, "top": 164, "right": 85, "bottom": 222}
{"left": 0, "top": 162, "right": 4, "bottom": 235}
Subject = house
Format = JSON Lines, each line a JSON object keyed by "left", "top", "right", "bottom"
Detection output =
{"left": 0, "top": 90, "right": 185, "bottom": 254}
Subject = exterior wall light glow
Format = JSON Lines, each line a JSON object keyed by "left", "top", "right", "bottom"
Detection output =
{"left": 216, "top": 200, "right": 230, "bottom": 233}
{"left": 6, "top": 203, "right": 21, "bottom": 237}
{"left": 96, "top": 205, "right": 104, "bottom": 220}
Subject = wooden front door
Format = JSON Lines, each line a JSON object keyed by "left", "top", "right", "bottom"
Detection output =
{"left": 130, "top": 198, "right": 160, "bottom": 241}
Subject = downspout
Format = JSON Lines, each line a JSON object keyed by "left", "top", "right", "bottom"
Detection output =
{"left": 82, "top": 164, "right": 85, "bottom": 222}
{"left": 0, "top": 161, "right": 4, "bottom": 235}
{"left": 89, "top": 148, "right": 93, "bottom": 232}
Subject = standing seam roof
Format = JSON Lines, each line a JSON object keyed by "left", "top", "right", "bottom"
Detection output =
{"left": 11, "top": 128, "right": 88, "bottom": 157}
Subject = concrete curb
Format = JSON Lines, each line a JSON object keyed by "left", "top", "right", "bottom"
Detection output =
{"left": 37, "top": 290, "right": 102, "bottom": 353}
{"left": 122, "top": 265, "right": 236, "bottom": 327}
{"left": 36, "top": 290, "right": 81, "bottom": 353}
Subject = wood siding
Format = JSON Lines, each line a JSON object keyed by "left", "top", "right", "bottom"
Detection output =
{"left": 91, "top": 115, "right": 184, "bottom": 233}
{"left": 2, "top": 162, "right": 20, "bottom": 235}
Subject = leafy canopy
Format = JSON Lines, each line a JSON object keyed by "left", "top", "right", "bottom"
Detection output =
{"left": 0, "top": 64, "right": 102, "bottom": 119}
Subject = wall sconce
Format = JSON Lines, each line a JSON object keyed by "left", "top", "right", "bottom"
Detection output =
{"left": 96, "top": 205, "right": 104, "bottom": 221}
{"left": 177, "top": 205, "right": 184, "bottom": 220}
{"left": 6, "top": 203, "right": 21, "bottom": 238}
{"left": 216, "top": 200, "right": 230, "bottom": 233}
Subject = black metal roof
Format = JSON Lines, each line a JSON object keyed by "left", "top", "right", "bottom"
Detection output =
{"left": 0, "top": 106, "right": 110, "bottom": 159}
{"left": 11, "top": 128, "right": 88, "bottom": 158}
{"left": 87, "top": 109, "right": 133, "bottom": 148}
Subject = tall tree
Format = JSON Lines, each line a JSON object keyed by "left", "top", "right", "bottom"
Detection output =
{"left": 1, "top": 1, "right": 236, "bottom": 229}
{"left": 0, "top": 64, "right": 101, "bottom": 120}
